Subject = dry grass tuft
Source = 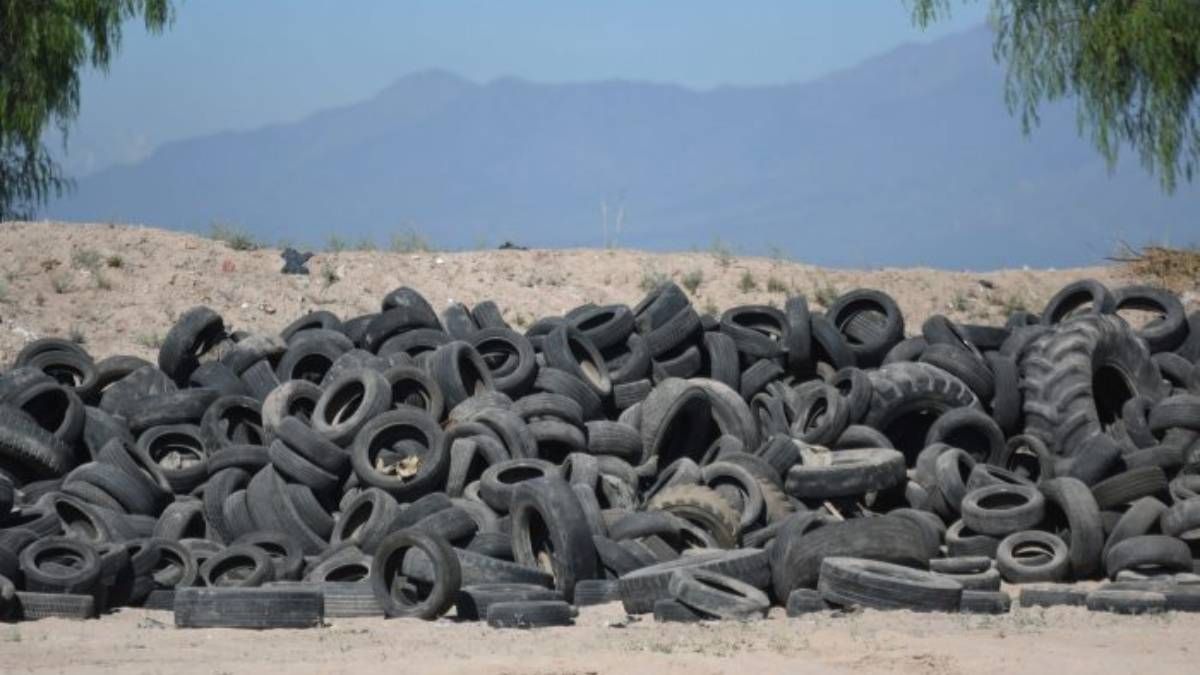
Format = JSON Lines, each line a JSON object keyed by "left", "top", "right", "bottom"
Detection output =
{"left": 1113, "top": 243, "right": 1200, "bottom": 293}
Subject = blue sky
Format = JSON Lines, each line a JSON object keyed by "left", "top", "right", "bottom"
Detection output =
{"left": 59, "top": 1, "right": 988, "bottom": 175}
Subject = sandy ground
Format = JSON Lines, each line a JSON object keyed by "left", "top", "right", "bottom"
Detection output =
{"left": 1, "top": 220, "right": 1187, "bottom": 363}
{"left": 1, "top": 220, "right": 1198, "bottom": 673}
{"left": 3, "top": 600, "right": 1198, "bottom": 675}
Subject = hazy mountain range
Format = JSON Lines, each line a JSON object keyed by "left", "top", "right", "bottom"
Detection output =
{"left": 47, "top": 26, "right": 1198, "bottom": 269}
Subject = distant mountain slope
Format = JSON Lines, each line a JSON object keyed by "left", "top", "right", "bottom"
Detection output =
{"left": 47, "top": 26, "right": 1198, "bottom": 269}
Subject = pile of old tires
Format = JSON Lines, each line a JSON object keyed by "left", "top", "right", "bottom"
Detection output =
{"left": 1, "top": 278, "right": 1199, "bottom": 627}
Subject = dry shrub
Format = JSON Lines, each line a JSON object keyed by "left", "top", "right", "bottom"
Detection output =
{"left": 1114, "top": 243, "right": 1200, "bottom": 293}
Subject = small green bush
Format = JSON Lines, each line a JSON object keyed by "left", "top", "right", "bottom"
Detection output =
{"left": 681, "top": 269, "right": 704, "bottom": 295}
{"left": 210, "top": 223, "right": 259, "bottom": 251}
{"left": 738, "top": 270, "right": 758, "bottom": 293}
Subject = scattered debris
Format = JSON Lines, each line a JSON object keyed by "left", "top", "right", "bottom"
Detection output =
{"left": 281, "top": 248, "right": 314, "bottom": 275}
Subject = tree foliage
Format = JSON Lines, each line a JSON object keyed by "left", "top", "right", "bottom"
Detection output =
{"left": 0, "top": 0, "right": 172, "bottom": 220}
{"left": 911, "top": 0, "right": 1200, "bottom": 192}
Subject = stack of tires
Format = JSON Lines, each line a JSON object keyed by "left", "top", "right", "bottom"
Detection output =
{"left": 0, "top": 278, "right": 1198, "bottom": 626}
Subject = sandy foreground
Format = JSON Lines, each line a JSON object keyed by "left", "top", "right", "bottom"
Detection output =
{"left": 2, "top": 601, "right": 1197, "bottom": 675}
{"left": 0, "top": 220, "right": 1182, "bottom": 362}
{"left": 0, "top": 221, "right": 1196, "bottom": 673}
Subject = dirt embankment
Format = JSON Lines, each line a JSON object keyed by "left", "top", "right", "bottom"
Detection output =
{"left": 0, "top": 221, "right": 1167, "bottom": 362}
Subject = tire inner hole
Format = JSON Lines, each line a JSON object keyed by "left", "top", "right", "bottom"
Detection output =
{"left": 327, "top": 381, "right": 366, "bottom": 427}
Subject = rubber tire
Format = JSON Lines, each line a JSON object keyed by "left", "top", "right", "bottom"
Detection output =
{"left": 19, "top": 536, "right": 101, "bottom": 594}
{"left": 960, "top": 483, "right": 1045, "bottom": 536}
{"left": 1104, "top": 535, "right": 1192, "bottom": 579}
{"left": 863, "top": 362, "right": 978, "bottom": 463}
{"left": 995, "top": 530, "right": 1070, "bottom": 583}
{"left": 0, "top": 405, "right": 75, "bottom": 480}
{"left": 817, "top": 557, "right": 962, "bottom": 613}
{"left": 1040, "top": 477, "right": 1105, "bottom": 579}
{"left": 311, "top": 369, "right": 392, "bottom": 447}
{"left": 486, "top": 600, "right": 576, "bottom": 628}
{"left": 919, "top": 343, "right": 995, "bottom": 402}
{"left": 572, "top": 578, "right": 621, "bottom": 606}
{"left": 785, "top": 588, "right": 829, "bottom": 616}
{"left": 13, "top": 591, "right": 96, "bottom": 620}
{"left": 1040, "top": 279, "right": 1116, "bottom": 325}
{"left": 1148, "top": 394, "right": 1200, "bottom": 434}
{"left": 960, "top": 590, "right": 1012, "bottom": 615}
{"left": 809, "top": 315, "right": 855, "bottom": 371}
{"left": 455, "top": 582, "right": 562, "bottom": 620}
{"left": 174, "top": 587, "right": 323, "bottom": 628}
{"left": 509, "top": 477, "right": 598, "bottom": 602}
{"left": 769, "top": 515, "right": 932, "bottom": 599}
{"left": 784, "top": 448, "right": 906, "bottom": 500}
{"left": 1112, "top": 285, "right": 1187, "bottom": 353}
{"left": 478, "top": 459, "right": 557, "bottom": 513}
{"left": 426, "top": 341, "right": 496, "bottom": 410}
{"left": 370, "top": 529, "right": 461, "bottom": 619}
{"left": 826, "top": 289, "right": 904, "bottom": 368}
{"left": 1089, "top": 466, "right": 1168, "bottom": 510}
{"left": 350, "top": 408, "right": 449, "bottom": 501}
{"left": 668, "top": 568, "right": 770, "bottom": 619}
{"left": 199, "top": 395, "right": 264, "bottom": 450}
{"left": 468, "top": 329, "right": 537, "bottom": 397}
{"left": 1018, "top": 584, "right": 1088, "bottom": 608}
{"left": 925, "top": 406, "right": 1006, "bottom": 465}
{"left": 1086, "top": 589, "right": 1167, "bottom": 615}
{"left": 929, "top": 556, "right": 992, "bottom": 575}
{"left": 1021, "top": 314, "right": 1166, "bottom": 461}
{"left": 653, "top": 597, "right": 706, "bottom": 622}
{"left": 618, "top": 549, "right": 769, "bottom": 615}
{"left": 646, "top": 484, "right": 740, "bottom": 549}
{"left": 158, "top": 307, "right": 226, "bottom": 385}
{"left": 543, "top": 326, "right": 612, "bottom": 399}
{"left": 198, "top": 544, "right": 275, "bottom": 588}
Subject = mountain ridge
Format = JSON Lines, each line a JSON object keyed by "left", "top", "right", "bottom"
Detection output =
{"left": 47, "top": 25, "right": 1198, "bottom": 269}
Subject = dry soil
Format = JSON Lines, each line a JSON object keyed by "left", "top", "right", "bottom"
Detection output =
{"left": 3, "top": 600, "right": 1199, "bottom": 675}
{"left": 2, "top": 220, "right": 1186, "bottom": 363}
